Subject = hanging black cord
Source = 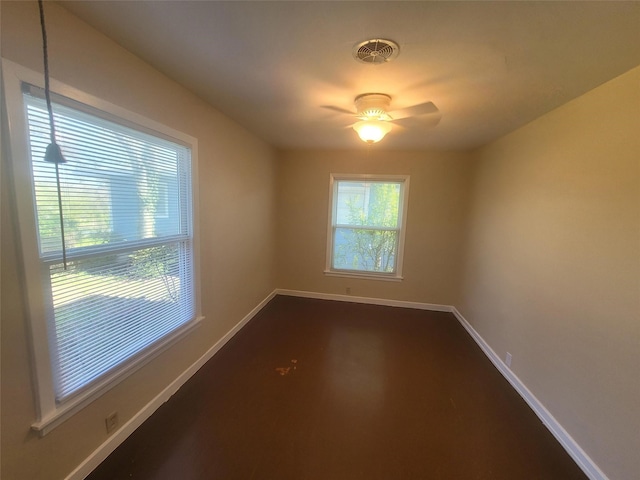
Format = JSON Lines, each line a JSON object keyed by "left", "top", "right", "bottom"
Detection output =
{"left": 38, "top": 0, "right": 68, "bottom": 269}
{"left": 52, "top": 163, "right": 67, "bottom": 270}
{"left": 38, "top": 0, "right": 56, "bottom": 144}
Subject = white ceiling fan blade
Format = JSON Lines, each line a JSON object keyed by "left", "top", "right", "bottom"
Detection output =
{"left": 391, "top": 115, "right": 441, "bottom": 129}
{"left": 321, "top": 105, "right": 357, "bottom": 116}
{"left": 388, "top": 101, "right": 438, "bottom": 120}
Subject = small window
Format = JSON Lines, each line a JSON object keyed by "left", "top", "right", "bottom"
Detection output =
{"left": 3, "top": 60, "right": 201, "bottom": 433}
{"left": 326, "top": 174, "right": 409, "bottom": 280}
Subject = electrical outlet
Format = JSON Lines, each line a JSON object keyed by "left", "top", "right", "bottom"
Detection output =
{"left": 105, "top": 411, "right": 119, "bottom": 434}
{"left": 505, "top": 352, "right": 513, "bottom": 368}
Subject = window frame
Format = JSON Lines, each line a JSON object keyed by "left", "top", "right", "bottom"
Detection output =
{"left": 325, "top": 173, "right": 410, "bottom": 281}
{"left": 2, "top": 59, "right": 203, "bottom": 435}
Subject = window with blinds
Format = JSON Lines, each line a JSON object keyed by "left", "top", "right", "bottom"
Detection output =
{"left": 23, "top": 89, "right": 196, "bottom": 403}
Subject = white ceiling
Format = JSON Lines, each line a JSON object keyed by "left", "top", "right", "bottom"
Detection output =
{"left": 60, "top": 1, "right": 640, "bottom": 151}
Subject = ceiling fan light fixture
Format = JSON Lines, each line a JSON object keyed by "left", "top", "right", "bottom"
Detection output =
{"left": 353, "top": 120, "right": 392, "bottom": 144}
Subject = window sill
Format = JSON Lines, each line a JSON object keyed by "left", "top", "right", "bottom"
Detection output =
{"left": 31, "top": 315, "right": 204, "bottom": 436}
{"left": 324, "top": 270, "right": 404, "bottom": 282}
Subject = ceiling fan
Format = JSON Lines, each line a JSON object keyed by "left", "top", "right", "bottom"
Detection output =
{"left": 325, "top": 93, "right": 440, "bottom": 144}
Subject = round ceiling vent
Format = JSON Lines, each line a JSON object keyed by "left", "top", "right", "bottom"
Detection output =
{"left": 352, "top": 38, "right": 400, "bottom": 65}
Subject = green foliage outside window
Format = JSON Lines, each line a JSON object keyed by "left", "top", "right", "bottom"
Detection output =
{"left": 334, "top": 182, "right": 401, "bottom": 273}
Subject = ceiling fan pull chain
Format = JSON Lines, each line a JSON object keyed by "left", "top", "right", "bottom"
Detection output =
{"left": 38, "top": 0, "right": 68, "bottom": 270}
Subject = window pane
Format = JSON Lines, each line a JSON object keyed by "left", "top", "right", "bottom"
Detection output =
{"left": 336, "top": 181, "right": 401, "bottom": 228}
{"left": 26, "top": 97, "right": 189, "bottom": 256}
{"left": 50, "top": 242, "right": 194, "bottom": 402}
{"left": 333, "top": 227, "right": 398, "bottom": 273}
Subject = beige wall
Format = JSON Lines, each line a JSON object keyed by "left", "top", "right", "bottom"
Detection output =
{"left": 458, "top": 67, "right": 640, "bottom": 480}
{"left": 1, "top": 3, "right": 278, "bottom": 479}
{"left": 276, "top": 149, "right": 473, "bottom": 305}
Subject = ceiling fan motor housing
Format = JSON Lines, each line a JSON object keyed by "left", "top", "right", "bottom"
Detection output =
{"left": 355, "top": 93, "right": 392, "bottom": 121}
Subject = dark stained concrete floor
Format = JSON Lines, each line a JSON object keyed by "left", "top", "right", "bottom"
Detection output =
{"left": 87, "top": 295, "right": 588, "bottom": 480}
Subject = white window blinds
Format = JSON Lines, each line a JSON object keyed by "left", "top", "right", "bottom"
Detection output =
{"left": 24, "top": 89, "right": 196, "bottom": 403}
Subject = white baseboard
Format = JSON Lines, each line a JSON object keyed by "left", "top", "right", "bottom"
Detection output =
{"left": 65, "top": 290, "right": 277, "bottom": 480}
{"left": 451, "top": 307, "right": 608, "bottom": 480}
{"left": 275, "top": 288, "right": 452, "bottom": 312}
